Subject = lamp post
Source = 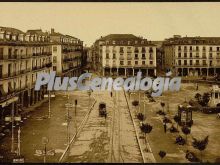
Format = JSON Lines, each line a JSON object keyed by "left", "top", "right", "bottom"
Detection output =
{"left": 42, "top": 137, "right": 49, "bottom": 163}
{"left": 44, "top": 92, "right": 55, "bottom": 118}
{"left": 4, "top": 102, "right": 21, "bottom": 153}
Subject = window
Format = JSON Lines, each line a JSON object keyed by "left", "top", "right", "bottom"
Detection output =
{"left": 184, "top": 53, "right": 187, "bottom": 57}
{"left": 53, "top": 66, "right": 57, "bottom": 71}
{"left": 150, "top": 61, "right": 153, "bottom": 65}
{"left": 119, "top": 47, "right": 124, "bottom": 53}
{"left": 190, "top": 46, "right": 192, "bottom": 50}
{"left": 113, "top": 54, "right": 116, "bottom": 59}
{"left": 135, "top": 54, "right": 138, "bottom": 59}
{"left": 0, "top": 48, "right": 3, "bottom": 59}
{"left": 106, "top": 53, "right": 109, "bottom": 59}
{"left": 120, "top": 61, "right": 124, "bottom": 65}
{"left": 190, "top": 60, "right": 192, "bottom": 65}
{"left": 53, "top": 56, "right": 57, "bottom": 63}
{"left": 196, "top": 46, "right": 199, "bottom": 51}
{"left": 178, "top": 53, "right": 181, "bottom": 57}
{"left": 196, "top": 53, "right": 199, "bottom": 57}
{"left": 53, "top": 46, "right": 57, "bottom": 52}
{"left": 178, "top": 60, "right": 181, "bottom": 65}
{"left": 190, "top": 53, "right": 192, "bottom": 57}
{"left": 178, "top": 46, "right": 181, "bottom": 50}
{"left": 135, "top": 61, "right": 138, "bottom": 65}
{"left": 142, "top": 61, "right": 145, "bottom": 65}
{"left": 196, "top": 60, "right": 199, "bottom": 65}
{"left": 203, "top": 60, "right": 206, "bottom": 65}
{"left": 203, "top": 46, "right": 206, "bottom": 51}
{"left": 217, "top": 47, "right": 220, "bottom": 51}
{"left": 128, "top": 61, "right": 131, "bottom": 65}
{"left": 210, "top": 47, "right": 213, "bottom": 51}
{"left": 209, "top": 53, "right": 213, "bottom": 58}
{"left": 184, "top": 60, "right": 187, "bottom": 65}
{"left": 142, "top": 54, "right": 145, "bottom": 59}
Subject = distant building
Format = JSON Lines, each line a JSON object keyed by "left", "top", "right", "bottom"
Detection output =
{"left": 163, "top": 35, "right": 220, "bottom": 77}
{"left": 50, "top": 28, "right": 83, "bottom": 77}
{"left": 93, "top": 34, "right": 157, "bottom": 77}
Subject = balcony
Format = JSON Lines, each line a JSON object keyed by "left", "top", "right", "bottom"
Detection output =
{"left": 8, "top": 55, "right": 18, "bottom": 60}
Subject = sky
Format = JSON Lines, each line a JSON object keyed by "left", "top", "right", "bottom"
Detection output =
{"left": 0, "top": 2, "right": 220, "bottom": 46}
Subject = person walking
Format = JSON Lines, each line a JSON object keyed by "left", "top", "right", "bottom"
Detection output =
{"left": 163, "top": 122, "right": 167, "bottom": 133}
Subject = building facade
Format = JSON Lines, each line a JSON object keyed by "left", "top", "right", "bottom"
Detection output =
{"left": 0, "top": 27, "right": 52, "bottom": 121}
{"left": 163, "top": 35, "right": 220, "bottom": 77}
{"left": 50, "top": 29, "right": 83, "bottom": 77}
{"left": 93, "top": 34, "right": 157, "bottom": 77}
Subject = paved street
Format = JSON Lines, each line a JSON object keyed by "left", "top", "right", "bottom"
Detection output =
{"left": 0, "top": 91, "right": 95, "bottom": 163}
{"left": 0, "top": 82, "right": 220, "bottom": 163}
{"left": 62, "top": 90, "right": 144, "bottom": 163}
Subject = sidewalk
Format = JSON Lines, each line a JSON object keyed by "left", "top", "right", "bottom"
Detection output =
{"left": 0, "top": 91, "right": 95, "bottom": 163}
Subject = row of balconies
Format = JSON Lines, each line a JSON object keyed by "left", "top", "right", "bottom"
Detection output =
{"left": 0, "top": 52, "right": 52, "bottom": 60}
{"left": 104, "top": 63, "right": 155, "bottom": 67}
{"left": 106, "top": 49, "right": 154, "bottom": 54}
{"left": 105, "top": 56, "right": 154, "bottom": 60}
{"left": 178, "top": 48, "right": 220, "bottom": 52}
{"left": 176, "top": 56, "right": 220, "bottom": 59}
{"left": 0, "top": 63, "right": 52, "bottom": 80}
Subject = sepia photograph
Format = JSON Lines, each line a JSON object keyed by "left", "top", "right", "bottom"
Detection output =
{"left": 0, "top": 1, "right": 220, "bottom": 163}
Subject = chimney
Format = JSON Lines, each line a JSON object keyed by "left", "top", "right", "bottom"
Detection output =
{"left": 51, "top": 28, "right": 55, "bottom": 34}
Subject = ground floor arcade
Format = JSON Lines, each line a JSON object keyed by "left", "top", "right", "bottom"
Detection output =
{"left": 101, "top": 67, "right": 157, "bottom": 77}
{"left": 176, "top": 67, "right": 220, "bottom": 77}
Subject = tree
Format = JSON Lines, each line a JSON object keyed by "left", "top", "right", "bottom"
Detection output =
{"left": 137, "top": 113, "right": 145, "bottom": 121}
{"left": 201, "top": 93, "right": 210, "bottom": 106}
{"left": 181, "top": 126, "right": 191, "bottom": 144}
{"left": 195, "top": 93, "right": 202, "bottom": 103}
{"left": 192, "top": 136, "right": 209, "bottom": 162}
{"left": 158, "top": 150, "right": 166, "bottom": 160}
{"left": 132, "top": 100, "right": 139, "bottom": 115}
{"left": 132, "top": 100, "right": 139, "bottom": 107}
{"left": 160, "top": 102, "right": 165, "bottom": 113}
{"left": 140, "top": 123, "right": 153, "bottom": 144}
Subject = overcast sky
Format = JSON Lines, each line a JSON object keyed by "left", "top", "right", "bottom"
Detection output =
{"left": 0, "top": 2, "right": 220, "bottom": 46}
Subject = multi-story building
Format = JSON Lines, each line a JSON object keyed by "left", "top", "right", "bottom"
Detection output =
{"left": 163, "top": 35, "right": 220, "bottom": 77}
{"left": 0, "top": 27, "right": 52, "bottom": 120}
{"left": 93, "top": 34, "right": 157, "bottom": 77}
{"left": 50, "top": 28, "right": 83, "bottom": 77}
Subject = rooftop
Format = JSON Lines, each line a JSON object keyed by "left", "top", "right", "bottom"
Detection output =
{"left": 0, "top": 26, "right": 25, "bottom": 34}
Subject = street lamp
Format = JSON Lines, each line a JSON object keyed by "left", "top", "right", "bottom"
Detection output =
{"left": 44, "top": 92, "right": 55, "bottom": 118}
{"left": 4, "top": 103, "right": 22, "bottom": 153}
{"left": 42, "top": 137, "right": 49, "bottom": 163}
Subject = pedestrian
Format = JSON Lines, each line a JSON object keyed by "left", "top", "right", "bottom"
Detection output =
{"left": 110, "top": 91, "right": 113, "bottom": 97}
{"left": 163, "top": 122, "right": 167, "bottom": 133}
